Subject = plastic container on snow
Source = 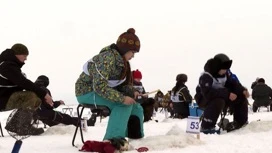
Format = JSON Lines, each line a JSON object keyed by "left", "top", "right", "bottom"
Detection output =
{"left": 189, "top": 102, "right": 204, "bottom": 117}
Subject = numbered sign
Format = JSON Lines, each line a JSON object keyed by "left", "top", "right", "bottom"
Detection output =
{"left": 186, "top": 116, "right": 200, "bottom": 134}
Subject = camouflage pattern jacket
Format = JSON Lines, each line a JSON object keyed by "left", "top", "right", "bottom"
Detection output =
{"left": 75, "top": 44, "right": 136, "bottom": 103}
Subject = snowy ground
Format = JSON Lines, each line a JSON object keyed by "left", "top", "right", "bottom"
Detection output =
{"left": 1, "top": 103, "right": 272, "bottom": 153}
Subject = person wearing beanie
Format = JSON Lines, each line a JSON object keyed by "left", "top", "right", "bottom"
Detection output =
{"left": 116, "top": 28, "right": 140, "bottom": 56}
{"left": 132, "top": 69, "right": 144, "bottom": 93}
{"left": 131, "top": 69, "right": 155, "bottom": 122}
{"left": 170, "top": 73, "right": 192, "bottom": 119}
{"left": 75, "top": 28, "right": 144, "bottom": 145}
{"left": 0, "top": 43, "right": 53, "bottom": 136}
{"left": 252, "top": 78, "right": 272, "bottom": 112}
{"left": 194, "top": 53, "right": 249, "bottom": 134}
{"left": 34, "top": 75, "right": 96, "bottom": 127}
{"left": 11, "top": 43, "right": 29, "bottom": 55}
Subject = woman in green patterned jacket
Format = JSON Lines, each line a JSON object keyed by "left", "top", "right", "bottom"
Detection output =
{"left": 75, "top": 28, "right": 144, "bottom": 140}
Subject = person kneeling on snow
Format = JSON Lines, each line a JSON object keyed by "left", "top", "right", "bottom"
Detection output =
{"left": 195, "top": 53, "right": 249, "bottom": 134}
{"left": 170, "top": 73, "right": 192, "bottom": 119}
{"left": 34, "top": 75, "right": 96, "bottom": 127}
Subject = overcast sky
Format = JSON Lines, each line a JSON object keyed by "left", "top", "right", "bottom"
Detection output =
{"left": 1, "top": 0, "right": 272, "bottom": 104}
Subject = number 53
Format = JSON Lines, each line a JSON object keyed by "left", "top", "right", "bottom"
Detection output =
{"left": 190, "top": 122, "right": 199, "bottom": 129}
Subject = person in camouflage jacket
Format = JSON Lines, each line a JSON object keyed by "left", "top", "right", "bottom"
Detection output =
{"left": 75, "top": 28, "right": 144, "bottom": 140}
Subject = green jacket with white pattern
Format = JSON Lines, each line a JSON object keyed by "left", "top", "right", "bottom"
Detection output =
{"left": 75, "top": 44, "right": 136, "bottom": 103}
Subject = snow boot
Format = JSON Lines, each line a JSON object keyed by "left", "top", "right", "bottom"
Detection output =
{"left": 127, "top": 115, "right": 142, "bottom": 139}
{"left": 200, "top": 127, "right": 220, "bottom": 134}
{"left": 225, "top": 121, "right": 248, "bottom": 132}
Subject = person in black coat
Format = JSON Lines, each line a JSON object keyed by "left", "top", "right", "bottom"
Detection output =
{"left": 0, "top": 43, "right": 54, "bottom": 135}
{"left": 34, "top": 75, "right": 96, "bottom": 126}
{"left": 170, "top": 74, "right": 192, "bottom": 119}
{"left": 0, "top": 44, "right": 53, "bottom": 111}
{"left": 195, "top": 53, "right": 249, "bottom": 133}
{"left": 252, "top": 78, "right": 272, "bottom": 112}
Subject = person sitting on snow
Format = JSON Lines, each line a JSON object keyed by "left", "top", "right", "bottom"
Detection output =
{"left": 195, "top": 53, "right": 249, "bottom": 134}
{"left": 34, "top": 75, "right": 96, "bottom": 127}
{"left": 170, "top": 73, "right": 192, "bottom": 119}
{"left": 252, "top": 78, "right": 272, "bottom": 112}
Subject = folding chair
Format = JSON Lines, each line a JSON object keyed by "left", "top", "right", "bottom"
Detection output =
{"left": 72, "top": 104, "right": 110, "bottom": 147}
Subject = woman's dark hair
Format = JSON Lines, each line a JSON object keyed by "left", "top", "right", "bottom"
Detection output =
{"left": 120, "top": 57, "right": 132, "bottom": 85}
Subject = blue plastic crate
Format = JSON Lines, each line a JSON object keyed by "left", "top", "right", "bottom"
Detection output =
{"left": 189, "top": 103, "right": 203, "bottom": 117}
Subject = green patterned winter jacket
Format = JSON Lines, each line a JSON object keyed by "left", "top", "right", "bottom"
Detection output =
{"left": 75, "top": 45, "right": 136, "bottom": 103}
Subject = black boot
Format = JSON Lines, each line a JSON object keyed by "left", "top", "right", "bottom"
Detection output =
{"left": 225, "top": 121, "right": 248, "bottom": 132}
{"left": 127, "top": 115, "right": 142, "bottom": 139}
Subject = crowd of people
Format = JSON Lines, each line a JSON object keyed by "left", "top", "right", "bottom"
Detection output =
{"left": 1, "top": 28, "right": 271, "bottom": 152}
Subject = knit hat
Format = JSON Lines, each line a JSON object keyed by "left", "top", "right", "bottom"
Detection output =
{"left": 132, "top": 69, "right": 142, "bottom": 80}
{"left": 116, "top": 28, "right": 140, "bottom": 55}
{"left": 176, "top": 74, "right": 187, "bottom": 82}
{"left": 11, "top": 43, "right": 29, "bottom": 55}
{"left": 35, "top": 75, "right": 49, "bottom": 87}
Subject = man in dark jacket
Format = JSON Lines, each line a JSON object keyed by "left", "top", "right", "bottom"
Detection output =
{"left": 195, "top": 53, "right": 249, "bottom": 134}
{"left": 34, "top": 75, "right": 96, "bottom": 126}
{"left": 252, "top": 78, "right": 272, "bottom": 112}
{"left": 0, "top": 43, "right": 54, "bottom": 135}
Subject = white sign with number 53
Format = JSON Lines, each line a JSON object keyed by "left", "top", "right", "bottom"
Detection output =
{"left": 186, "top": 116, "right": 201, "bottom": 134}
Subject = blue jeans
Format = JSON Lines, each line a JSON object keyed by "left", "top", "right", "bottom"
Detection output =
{"left": 76, "top": 92, "right": 144, "bottom": 140}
